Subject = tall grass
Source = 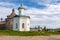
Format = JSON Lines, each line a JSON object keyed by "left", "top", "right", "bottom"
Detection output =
{"left": 0, "top": 30, "right": 60, "bottom": 36}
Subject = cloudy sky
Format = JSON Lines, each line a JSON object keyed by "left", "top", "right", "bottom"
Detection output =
{"left": 0, "top": 0, "right": 60, "bottom": 28}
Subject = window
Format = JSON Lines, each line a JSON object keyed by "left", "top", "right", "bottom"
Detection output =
{"left": 28, "top": 24, "right": 29, "bottom": 26}
{"left": 16, "top": 23, "right": 18, "bottom": 29}
{"left": 22, "top": 23, "right": 24, "bottom": 28}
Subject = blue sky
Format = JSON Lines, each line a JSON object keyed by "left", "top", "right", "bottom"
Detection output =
{"left": 0, "top": 0, "right": 60, "bottom": 29}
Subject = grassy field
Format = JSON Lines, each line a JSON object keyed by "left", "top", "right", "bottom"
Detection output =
{"left": 0, "top": 30, "right": 60, "bottom": 36}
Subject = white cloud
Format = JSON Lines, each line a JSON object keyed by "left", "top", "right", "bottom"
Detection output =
{"left": 46, "top": 5, "right": 60, "bottom": 14}
{"left": 0, "top": 2, "right": 14, "bottom": 6}
{"left": 29, "top": 0, "right": 60, "bottom": 7}
{"left": 0, "top": 2, "right": 18, "bottom": 8}
{"left": 24, "top": 4, "right": 60, "bottom": 28}
{"left": 0, "top": 2, "right": 18, "bottom": 19}
{"left": 0, "top": 7, "right": 12, "bottom": 18}
{"left": 25, "top": 4, "right": 60, "bottom": 16}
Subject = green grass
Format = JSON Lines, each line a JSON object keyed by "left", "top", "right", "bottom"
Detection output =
{"left": 0, "top": 30, "right": 60, "bottom": 36}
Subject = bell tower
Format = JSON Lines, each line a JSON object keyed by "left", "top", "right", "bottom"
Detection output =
{"left": 18, "top": 0, "right": 25, "bottom": 15}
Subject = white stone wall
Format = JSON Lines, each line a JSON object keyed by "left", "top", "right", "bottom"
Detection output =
{"left": 19, "top": 9, "right": 24, "bottom": 15}
{"left": 19, "top": 17, "right": 30, "bottom": 31}
{"left": 13, "top": 17, "right": 19, "bottom": 31}
{"left": 13, "top": 17, "right": 30, "bottom": 31}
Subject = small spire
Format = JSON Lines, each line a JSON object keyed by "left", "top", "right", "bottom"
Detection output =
{"left": 18, "top": 4, "right": 24, "bottom": 10}
{"left": 21, "top": 2, "right": 23, "bottom": 6}
{"left": 21, "top": 0, "right": 23, "bottom": 6}
{"left": 12, "top": 8, "right": 15, "bottom": 11}
{"left": 18, "top": 0, "right": 24, "bottom": 10}
{"left": 12, "top": 8, "right": 15, "bottom": 14}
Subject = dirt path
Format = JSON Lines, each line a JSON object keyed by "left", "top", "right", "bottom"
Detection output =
{"left": 0, "top": 35, "right": 60, "bottom": 40}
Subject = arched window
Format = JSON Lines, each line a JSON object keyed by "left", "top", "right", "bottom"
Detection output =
{"left": 22, "top": 23, "right": 24, "bottom": 28}
{"left": 16, "top": 23, "right": 18, "bottom": 29}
